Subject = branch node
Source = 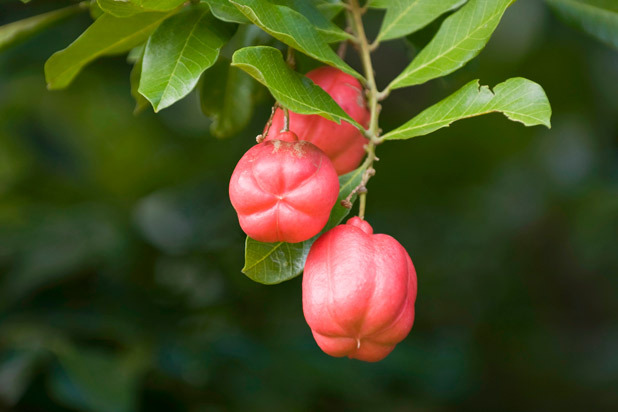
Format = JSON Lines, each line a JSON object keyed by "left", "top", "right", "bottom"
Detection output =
{"left": 341, "top": 199, "right": 353, "bottom": 209}
{"left": 377, "top": 89, "right": 390, "bottom": 101}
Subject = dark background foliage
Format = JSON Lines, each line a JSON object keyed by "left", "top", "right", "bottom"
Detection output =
{"left": 1, "top": 0, "right": 617, "bottom": 411}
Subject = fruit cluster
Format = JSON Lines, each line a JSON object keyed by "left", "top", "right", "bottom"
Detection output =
{"left": 229, "top": 67, "right": 417, "bottom": 362}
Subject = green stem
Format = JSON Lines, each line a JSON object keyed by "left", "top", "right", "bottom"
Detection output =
{"left": 348, "top": 0, "right": 381, "bottom": 220}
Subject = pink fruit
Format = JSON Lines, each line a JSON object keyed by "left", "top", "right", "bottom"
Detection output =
{"left": 229, "top": 131, "right": 339, "bottom": 243}
{"left": 303, "top": 217, "right": 417, "bottom": 362}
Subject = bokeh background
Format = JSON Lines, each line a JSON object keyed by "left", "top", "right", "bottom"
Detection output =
{"left": 1, "top": 0, "right": 617, "bottom": 411}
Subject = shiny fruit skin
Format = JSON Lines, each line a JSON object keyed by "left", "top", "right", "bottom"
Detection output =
{"left": 265, "top": 67, "right": 370, "bottom": 175}
{"left": 229, "top": 131, "right": 339, "bottom": 243}
{"left": 303, "top": 217, "right": 417, "bottom": 362}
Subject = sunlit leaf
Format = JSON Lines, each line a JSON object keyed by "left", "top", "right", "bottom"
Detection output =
{"left": 202, "top": 0, "right": 250, "bottom": 23}
{"left": 372, "top": 0, "right": 465, "bottom": 42}
{"left": 382, "top": 78, "right": 551, "bottom": 141}
{"left": 231, "top": 46, "right": 358, "bottom": 127}
{"left": 388, "top": 0, "right": 514, "bottom": 90}
{"left": 98, "top": 0, "right": 186, "bottom": 17}
{"left": 229, "top": 0, "right": 360, "bottom": 78}
{"left": 314, "top": 0, "right": 346, "bottom": 19}
{"left": 45, "top": 11, "right": 173, "bottom": 90}
{"left": 272, "top": 0, "right": 352, "bottom": 43}
{"left": 139, "top": 5, "right": 234, "bottom": 111}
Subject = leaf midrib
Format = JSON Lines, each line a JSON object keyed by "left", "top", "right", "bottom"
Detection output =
{"left": 48, "top": 15, "right": 166, "bottom": 86}
{"left": 243, "top": 241, "right": 285, "bottom": 272}
{"left": 377, "top": 0, "right": 422, "bottom": 41}
{"left": 384, "top": 91, "right": 547, "bottom": 139}
{"left": 231, "top": 59, "right": 351, "bottom": 124}
{"left": 390, "top": 2, "right": 508, "bottom": 88}
{"left": 156, "top": 9, "right": 209, "bottom": 109}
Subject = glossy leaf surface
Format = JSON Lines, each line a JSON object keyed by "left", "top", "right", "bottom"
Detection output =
{"left": 388, "top": 0, "right": 514, "bottom": 90}
{"left": 382, "top": 78, "right": 552, "bottom": 140}
{"left": 45, "top": 11, "right": 173, "bottom": 89}
{"left": 231, "top": 46, "right": 357, "bottom": 126}
{"left": 139, "top": 5, "right": 233, "bottom": 111}
{"left": 372, "top": 0, "right": 465, "bottom": 42}
{"left": 229, "top": 0, "right": 359, "bottom": 77}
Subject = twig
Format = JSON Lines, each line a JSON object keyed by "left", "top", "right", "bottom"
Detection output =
{"left": 347, "top": 0, "right": 382, "bottom": 219}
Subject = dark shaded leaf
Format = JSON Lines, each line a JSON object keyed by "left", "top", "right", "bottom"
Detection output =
{"left": 200, "top": 58, "right": 258, "bottom": 137}
{"left": 547, "top": 0, "right": 618, "bottom": 49}
{"left": 0, "top": 3, "right": 87, "bottom": 52}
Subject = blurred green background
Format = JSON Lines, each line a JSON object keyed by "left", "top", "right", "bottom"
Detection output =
{"left": 1, "top": 1, "right": 617, "bottom": 411}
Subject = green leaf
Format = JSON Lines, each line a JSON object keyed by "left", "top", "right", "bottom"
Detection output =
{"left": 98, "top": 0, "right": 186, "bottom": 17}
{"left": 200, "top": 58, "right": 258, "bottom": 137}
{"left": 388, "top": 0, "right": 514, "bottom": 90}
{"left": 139, "top": 5, "right": 234, "bottom": 112}
{"left": 373, "top": 0, "right": 466, "bottom": 42}
{"left": 242, "top": 166, "right": 366, "bottom": 284}
{"left": 126, "top": 44, "right": 145, "bottom": 63}
{"left": 90, "top": 1, "right": 105, "bottom": 20}
{"left": 272, "top": 0, "right": 352, "bottom": 43}
{"left": 314, "top": 0, "right": 346, "bottom": 20}
{"left": 44, "top": 11, "right": 174, "bottom": 90}
{"left": 229, "top": 0, "right": 360, "bottom": 78}
{"left": 130, "top": 57, "right": 149, "bottom": 115}
{"left": 140, "top": 0, "right": 188, "bottom": 9}
{"left": 242, "top": 238, "right": 313, "bottom": 285}
{"left": 546, "top": 0, "right": 618, "bottom": 49}
{"left": 382, "top": 78, "right": 552, "bottom": 141}
{"left": 201, "top": 0, "right": 250, "bottom": 23}
{"left": 0, "top": 3, "right": 87, "bottom": 53}
{"left": 200, "top": 24, "right": 266, "bottom": 137}
{"left": 231, "top": 46, "right": 358, "bottom": 127}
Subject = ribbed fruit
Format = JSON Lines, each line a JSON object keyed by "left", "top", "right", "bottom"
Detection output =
{"left": 303, "top": 217, "right": 417, "bottom": 362}
{"left": 229, "top": 131, "right": 339, "bottom": 243}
